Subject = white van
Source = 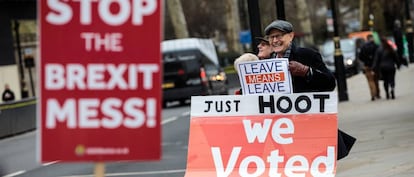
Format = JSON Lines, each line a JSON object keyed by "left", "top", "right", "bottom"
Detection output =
{"left": 161, "top": 38, "right": 228, "bottom": 107}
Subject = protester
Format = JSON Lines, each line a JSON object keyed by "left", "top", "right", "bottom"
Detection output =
{"left": 264, "top": 20, "right": 336, "bottom": 93}
{"left": 2, "top": 84, "right": 15, "bottom": 102}
{"left": 233, "top": 53, "right": 259, "bottom": 73}
{"left": 233, "top": 53, "right": 259, "bottom": 95}
{"left": 255, "top": 37, "right": 273, "bottom": 59}
{"left": 233, "top": 20, "right": 336, "bottom": 94}
{"left": 359, "top": 34, "right": 381, "bottom": 101}
{"left": 264, "top": 19, "right": 354, "bottom": 160}
{"left": 373, "top": 36, "right": 401, "bottom": 99}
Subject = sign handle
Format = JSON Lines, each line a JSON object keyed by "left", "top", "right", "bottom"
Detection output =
{"left": 94, "top": 162, "right": 105, "bottom": 177}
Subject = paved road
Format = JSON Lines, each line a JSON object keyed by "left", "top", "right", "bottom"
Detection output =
{"left": 0, "top": 105, "right": 191, "bottom": 177}
{"left": 336, "top": 64, "right": 414, "bottom": 177}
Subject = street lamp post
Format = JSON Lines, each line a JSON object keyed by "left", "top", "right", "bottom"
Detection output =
{"left": 275, "top": 0, "right": 286, "bottom": 20}
{"left": 368, "top": 14, "right": 374, "bottom": 31}
{"left": 13, "top": 20, "right": 24, "bottom": 80}
{"left": 247, "top": 0, "right": 262, "bottom": 54}
{"left": 404, "top": 0, "right": 414, "bottom": 63}
{"left": 330, "top": 0, "right": 349, "bottom": 101}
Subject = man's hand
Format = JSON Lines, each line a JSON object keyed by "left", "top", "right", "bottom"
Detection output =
{"left": 289, "top": 61, "right": 309, "bottom": 77}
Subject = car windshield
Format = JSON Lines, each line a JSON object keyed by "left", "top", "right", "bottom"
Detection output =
{"left": 322, "top": 39, "right": 355, "bottom": 56}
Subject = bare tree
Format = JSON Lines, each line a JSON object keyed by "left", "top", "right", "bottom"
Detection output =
{"left": 224, "top": 0, "right": 242, "bottom": 53}
{"left": 359, "top": 0, "right": 386, "bottom": 33}
{"left": 164, "top": 0, "right": 397, "bottom": 47}
{"left": 166, "top": 0, "right": 189, "bottom": 38}
{"left": 259, "top": 0, "right": 277, "bottom": 28}
{"left": 359, "top": 0, "right": 365, "bottom": 31}
{"left": 295, "top": 0, "right": 314, "bottom": 45}
{"left": 181, "top": 0, "right": 226, "bottom": 38}
{"left": 382, "top": 0, "right": 404, "bottom": 31}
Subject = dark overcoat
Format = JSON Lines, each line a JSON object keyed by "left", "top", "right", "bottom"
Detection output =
{"left": 288, "top": 44, "right": 356, "bottom": 160}
{"left": 287, "top": 45, "right": 336, "bottom": 93}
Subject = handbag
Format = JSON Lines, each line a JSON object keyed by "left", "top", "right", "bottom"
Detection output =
{"left": 337, "top": 129, "right": 356, "bottom": 160}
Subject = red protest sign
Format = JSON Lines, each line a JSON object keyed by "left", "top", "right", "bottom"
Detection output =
{"left": 38, "top": 0, "right": 162, "bottom": 162}
{"left": 185, "top": 92, "right": 338, "bottom": 177}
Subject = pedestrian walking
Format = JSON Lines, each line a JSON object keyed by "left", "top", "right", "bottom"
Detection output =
{"left": 359, "top": 34, "right": 381, "bottom": 101}
{"left": 392, "top": 20, "right": 407, "bottom": 66}
{"left": 373, "top": 36, "right": 401, "bottom": 99}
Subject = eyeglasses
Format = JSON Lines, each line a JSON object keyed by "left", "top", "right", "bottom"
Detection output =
{"left": 258, "top": 41, "right": 269, "bottom": 46}
{"left": 267, "top": 33, "right": 287, "bottom": 40}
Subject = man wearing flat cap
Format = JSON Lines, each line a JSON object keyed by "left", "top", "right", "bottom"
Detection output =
{"left": 265, "top": 20, "right": 355, "bottom": 160}
{"left": 264, "top": 20, "right": 336, "bottom": 93}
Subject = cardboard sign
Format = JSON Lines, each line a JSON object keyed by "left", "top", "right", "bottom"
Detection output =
{"left": 237, "top": 58, "right": 292, "bottom": 95}
{"left": 186, "top": 92, "right": 338, "bottom": 177}
{"left": 38, "top": 0, "right": 162, "bottom": 162}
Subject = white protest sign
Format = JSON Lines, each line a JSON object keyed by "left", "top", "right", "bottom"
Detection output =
{"left": 185, "top": 92, "right": 338, "bottom": 177}
{"left": 237, "top": 58, "right": 292, "bottom": 95}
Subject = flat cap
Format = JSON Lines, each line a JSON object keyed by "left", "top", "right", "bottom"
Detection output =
{"left": 264, "top": 20, "right": 293, "bottom": 35}
{"left": 254, "top": 37, "right": 269, "bottom": 43}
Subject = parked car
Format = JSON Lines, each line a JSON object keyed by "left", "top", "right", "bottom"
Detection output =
{"left": 320, "top": 38, "right": 362, "bottom": 77}
{"left": 161, "top": 38, "right": 228, "bottom": 107}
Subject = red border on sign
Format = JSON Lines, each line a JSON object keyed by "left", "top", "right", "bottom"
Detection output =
{"left": 38, "top": 0, "right": 162, "bottom": 162}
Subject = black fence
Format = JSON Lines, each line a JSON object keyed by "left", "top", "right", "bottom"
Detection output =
{"left": 0, "top": 98, "right": 36, "bottom": 139}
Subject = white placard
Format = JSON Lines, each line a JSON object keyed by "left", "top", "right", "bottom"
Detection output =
{"left": 237, "top": 58, "right": 292, "bottom": 95}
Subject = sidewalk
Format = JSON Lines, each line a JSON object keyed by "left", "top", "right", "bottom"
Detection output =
{"left": 336, "top": 64, "right": 414, "bottom": 177}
